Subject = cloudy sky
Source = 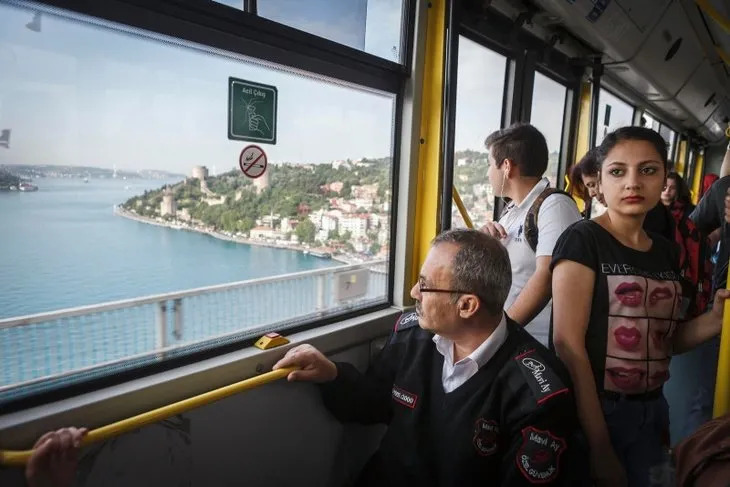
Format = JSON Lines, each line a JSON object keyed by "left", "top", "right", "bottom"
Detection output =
{"left": 0, "top": 0, "right": 570, "bottom": 173}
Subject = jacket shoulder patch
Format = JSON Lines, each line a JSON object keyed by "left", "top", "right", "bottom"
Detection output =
{"left": 513, "top": 349, "right": 569, "bottom": 404}
{"left": 394, "top": 311, "right": 419, "bottom": 332}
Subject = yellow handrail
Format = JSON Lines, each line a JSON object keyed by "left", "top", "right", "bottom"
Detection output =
{"left": 452, "top": 185, "right": 473, "bottom": 229}
{"left": 713, "top": 265, "right": 730, "bottom": 418}
{"left": 411, "top": 0, "right": 447, "bottom": 286}
{"left": 0, "top": 367, "right": 297, "bottom": 467}
{"left": 695, "top": 0, "right": 730, "bottom": 34}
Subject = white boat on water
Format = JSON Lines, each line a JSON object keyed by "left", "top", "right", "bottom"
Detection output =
{"left": 18, "top": 182, "right": 38, "bottom": 192}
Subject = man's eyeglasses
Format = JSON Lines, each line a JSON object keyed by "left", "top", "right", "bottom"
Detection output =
{"left": 417, "top": 281, "right": 476, "bottom": 298}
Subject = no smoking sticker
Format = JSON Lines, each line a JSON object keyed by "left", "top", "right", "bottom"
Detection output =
{"left": 239, "top": 145, "right": 267, "bottom": 179}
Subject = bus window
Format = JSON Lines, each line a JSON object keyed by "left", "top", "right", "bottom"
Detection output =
{"left": 256, "top": 0, "right": 406, "bottom": 62}
{"left": 451, "top": 36, "right": 507, "bottom": 228}
{"left": 659, "top": 124, "right": 678, "bottom": 163}
{"left": 211, "top": 0, "right": 244, "bottom": 8}
{"left": 0, "top": 1, "right": 396, "bottom": 405}
{"left": 530, "top": 72, "right": 567, "bottom": 188}
{"left": 642, "top": 111, "right": 661, "bottom": 132}
{"left": 596, "top": 88, "right": 635, "bottom": 144}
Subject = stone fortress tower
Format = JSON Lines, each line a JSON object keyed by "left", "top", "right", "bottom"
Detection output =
{"left": 192, "top": 165, "right": 211, "bottom": 194}
{"left": 160, "top": 187, "right": 177, "bottom": 217}
{"left": 253, "top": 169, "right": 270, "bottom": 194}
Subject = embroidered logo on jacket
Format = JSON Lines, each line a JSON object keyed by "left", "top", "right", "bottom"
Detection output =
{"left": 521, "top": 357, "right": 551, "bottom": 393}
{"left": 394, "top": 311, "right": 419, "bottom": 332}
{"left": 516, "top": 427, "right": 566, "bottom": 484}
{"left": 391, "top": 385, "right": 418, "bottom": 409}
{"left": 473, "top": 418, "right": 499, "bottom": 456}
{"left": 514, "top": 349, "right": 569, "bottom": 404}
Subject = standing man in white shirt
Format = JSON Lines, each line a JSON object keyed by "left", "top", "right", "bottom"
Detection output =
{"left": 480, "top": 123, "right": 581, "bottom": 347}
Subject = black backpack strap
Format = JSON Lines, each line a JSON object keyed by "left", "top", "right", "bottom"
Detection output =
{"left": 524, "top": 187, "right": 572, "bottom": 253}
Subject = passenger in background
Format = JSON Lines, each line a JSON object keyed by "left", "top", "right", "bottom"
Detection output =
{"left": 480, "top": 123, "right": 581, "bottom": 347}
{"left": 661, "top": 171, "right": 694, "bottom": 211}
{"left": 693, "top": 141, "right": 730, "bottom": 294}
{"left": 24, "top": 427, "right": 87, "bottom": 487}
{"left": 702, "top": 173, "right": 719, "bottom": 198}
{"left": 661, "top": 172, "right": 711, "bottom": 316}
{"left": 275, "top": 229, "right": 585, "bottom": 486}
{"left": 568, "top": 163, "right": 589, "bottom": 216}
{"left": 571, "top": 148, "right": 607, "bottom": 218}
{"left": 681, "top": 145, "right": 730, "bottom": 438}
{"left": 551, "top": 126, "right": 730, "bottom": 487}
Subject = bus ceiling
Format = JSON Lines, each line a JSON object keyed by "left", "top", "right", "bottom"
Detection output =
{"left": 477, "top": 0, "right": 730, "bottom": 144}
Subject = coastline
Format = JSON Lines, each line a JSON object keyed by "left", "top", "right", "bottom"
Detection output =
{"left": 114, "top": 206, "right": 360, "bottom": 265}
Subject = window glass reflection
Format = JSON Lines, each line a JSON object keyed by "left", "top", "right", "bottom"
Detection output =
{"left": 597, "top": 88, "right": 635, "bottom": 144}
{"left": 530, "top": 72, "right": 567, "bottom": 188}
{"left": 451, "top": 37, "right": 507, "bottom": 229}
{"left": 257, "top": 0, "right": 405, "bottom": 62}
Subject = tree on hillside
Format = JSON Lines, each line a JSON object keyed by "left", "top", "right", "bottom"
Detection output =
{"left": 238, "top": 217, "right": 255, "bottom": 234}
{"left": 295, "top": 218, "right": 316, "bottom": 244}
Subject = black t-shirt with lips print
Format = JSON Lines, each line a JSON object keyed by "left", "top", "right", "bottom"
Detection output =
{"left": 551, "top": 220, "right": 692, "bottom": 396}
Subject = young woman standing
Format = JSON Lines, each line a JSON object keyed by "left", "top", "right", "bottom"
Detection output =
{"left": 551, "top": 127, "right": 730, "bottom": 487}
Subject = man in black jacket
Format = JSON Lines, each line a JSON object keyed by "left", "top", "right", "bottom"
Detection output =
{"left": 274, "top": 229, "right": 585, "bottom": 486}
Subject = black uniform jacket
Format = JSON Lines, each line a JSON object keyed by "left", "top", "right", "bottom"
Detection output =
{"left": 319, "top": 312, "right": 586, "bottom": 487}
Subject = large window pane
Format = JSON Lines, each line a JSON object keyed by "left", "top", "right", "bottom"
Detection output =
{"left": 451, "top": 37, "right": 507, "bottom": 229}
{"left": 0, "top": 1, "right": 394, "bottom": 403}
{"left": 256, "top": 0, "right": 406, "bottom": 62}
{"left": 642, "top": 112, "right": 661, "bottom": 132}
{"left": 530, "top": 72, "right": 567, "bottom": 188}
{"left": 597, "top": 88, "right": 634, "bottom": 144}
{"left": 211, "top": 0, "right": 243, "bottom": 8}
{"left": 658, "top": 124, "right": 678, "bottom": 164}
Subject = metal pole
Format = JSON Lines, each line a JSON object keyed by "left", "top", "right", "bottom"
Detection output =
{"left": 173, "top": 298, "right": 182, "bottom": 340}
{"left": 588, "top": 61, "right": 602, "bottom": 148}
{"left": 316, "top": 274, "right": 326, "bottom": 311}
{"left": 440, "top": 0, "right": 460, "bottom": 230}
{"left": 156, "top": 301, "right": 167, "bottom": 354}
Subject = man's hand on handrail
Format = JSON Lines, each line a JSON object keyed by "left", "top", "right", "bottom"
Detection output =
{"left": 273, "top": 344, "right": 337, "bottom": 383}
{"left": 25, "top": 427, "right": 87, "bottom": 487}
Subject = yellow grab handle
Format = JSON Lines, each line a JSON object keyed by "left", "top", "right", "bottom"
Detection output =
{"left": 713, "top": 265, "right": 730, "bottom": 418}
{"left": 452, "top": 185, "right": 474, "bottom": 229}
{"left": 0, "top": 367, "right": 297, "bottom": 467}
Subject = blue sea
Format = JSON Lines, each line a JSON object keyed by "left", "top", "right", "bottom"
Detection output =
{"left": 0, "top": 177, "right": 337, "bottom": 320}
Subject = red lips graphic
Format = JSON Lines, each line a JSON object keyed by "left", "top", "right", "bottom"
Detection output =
{"left": 607, "top": 367, "right": 646, "bottom": 391}
{"left": 614, "top": 326, "right": 642, "bottom": 351}
{"left": 614, "top": 282, "right": 644, "bottom": 307}
{"left": 649, "top": 286, "right": 673, "bottom": 306}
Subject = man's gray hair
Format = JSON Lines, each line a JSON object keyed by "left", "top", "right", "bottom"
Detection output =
{"left": 432, "top": 229, "right": 512, "bottom": 315}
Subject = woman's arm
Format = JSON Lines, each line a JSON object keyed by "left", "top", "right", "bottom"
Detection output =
{"left": 673, "top": 289, "right": 730, "bottom": 354}
{"left": 552, "top": 260, "right": 626, "bottom": 487}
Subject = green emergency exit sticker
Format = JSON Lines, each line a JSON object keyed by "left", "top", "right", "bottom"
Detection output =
{"left": 228, "top": 77, "right": 277, "bottom": 144}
